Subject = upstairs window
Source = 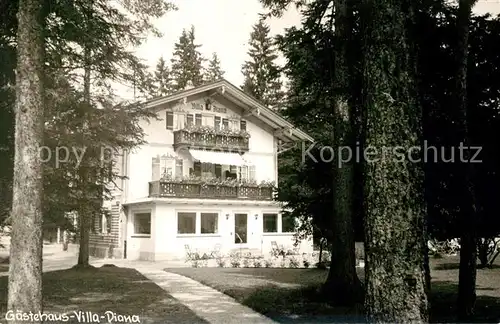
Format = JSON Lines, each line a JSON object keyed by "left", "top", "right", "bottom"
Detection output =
{"left": 186, "top": 114, "right": 194, "bottom": 126}
{"left": 222, "top": 118, "right": 229, "bottom": 129}
{"left": 214, "top": 116, "right": 221, "bottom": 130}
{"left": 166, "top": 111, "right": 174, "bottom": 130}
{"left": 195, "top": 114, "right": 202, "bottom": 126}
{"left": 240, "top": 120, "right": 247, "bottom": 131}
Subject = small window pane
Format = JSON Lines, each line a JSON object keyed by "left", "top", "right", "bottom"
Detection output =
{"left": 214, "top": 116, "right": 221, "bottom": 130}
{"left": 263, "top": 213, "right": 278, "bottom": 233}
{"left": 282, "top": 214, "right": 295, "bottom": 233}
{"left": 240, "top": 120, "right": 246, "bottom": 131}
{"left": 222, "top": 118, "right": 229, "bottom": 129}
{"left": 186, "top": 114, "right": 193, "bottom": 126}
{"left": 134, "top": 213, "right": 151, "bottom": 235}
{"left": 201, "top": 213, "right": 218, "bottom": 234}
{"left": 178, "top": 212, "right": 196, "bottom": 234}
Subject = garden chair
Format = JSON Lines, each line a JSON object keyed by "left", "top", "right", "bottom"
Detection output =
{"left": 210, "top": 243, "right": 221, "bottom": 258}
{"left": 270, "top": 241, "right": 285, "bottom": 258}
{"left": 185, "top": 244, "right": 195, "bottom": 262}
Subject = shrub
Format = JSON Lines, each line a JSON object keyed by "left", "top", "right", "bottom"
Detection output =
{"left": 315, "top": 261, "right": 327, "bottom": 269}
{"left": 191, "top": 260, "right": 200, "bottom": 268}
{"left": 253, "top": 259, "right": 262, "bottom": 268}
{"left": 264, "top": 259, "right": 273, "bottom": 268}
{"left": 242, "top": 258, "right": 251, "bottom": 268}
{"left": 303, "top": 259, "right": 310, "bottom": 268}
{"left": 289, "top": 257, "right": 299, "bottom": 268}
{"left": 279, "top": 260, "right": 287, "bottom": 268}
{"left": 216, "top": 256, "right": 226, "bottom": 268}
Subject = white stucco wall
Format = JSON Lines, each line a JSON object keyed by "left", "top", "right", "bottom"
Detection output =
{"left": 124, "top": 95, "right": 279, "bottom": 202}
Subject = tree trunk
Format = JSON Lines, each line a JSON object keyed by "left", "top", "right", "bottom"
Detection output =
{"left": 361, "top": 0, "right": 429, "bottom": 322}
{"left": 455, "top": 0, "right": 478, "bottom": 319}
{"left": 77, "top": 45, "right": 92, "bottom": 267}
{"left": 7, "top": 0, "right": 45, "bottom": 321}
{"left": 323, "top": 0, "right": 363, "bottom": 306}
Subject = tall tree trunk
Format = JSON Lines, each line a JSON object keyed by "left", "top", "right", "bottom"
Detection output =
{"left": 456, "top": 0, "right": 478, "bottom": 319}
{"left": 323, "top": 0, "right": 363, "bottom": 306}
{"left": 361, "top": 0, "right": 429, "bottom": 322}
{"left": 7, "top": 0, "right": 45, "bottom": 321}
{"left": 77, "top": 45, "right": 91, "bottom": 267}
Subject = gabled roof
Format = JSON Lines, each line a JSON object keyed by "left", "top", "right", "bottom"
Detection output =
{"left": 143, "top": 79, "right": 314, "bottom": 143}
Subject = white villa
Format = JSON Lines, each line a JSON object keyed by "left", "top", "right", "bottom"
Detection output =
{"left": 89, "top": 79, "right": 314, "bottom": 261}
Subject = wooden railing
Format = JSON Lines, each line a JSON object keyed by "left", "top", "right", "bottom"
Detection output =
{"left": 173, "top": 129, "right": 249, "bottom": 152}
{"left": 149, "top": 180, "right": 273, "bottom": 200}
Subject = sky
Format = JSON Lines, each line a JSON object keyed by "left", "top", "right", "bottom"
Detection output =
{"left": 116, "top": 0, "right": 500, "bottom": 100}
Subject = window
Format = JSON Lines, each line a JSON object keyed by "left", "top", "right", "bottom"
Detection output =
{"left": 178, "top": 212, "right": 196, "bottom": 234}
{"left": 134, "top": 213, "right": 151, "bottom": 235}
{"left": 201, "top": 213, "right": 218, "bottom": 234}
{"left": 153, "top": 156, "right": 174, "bottom": 180}
{"left": 195, "top": 113, "right": 202, "bottom": 126}
{"left": 186, "top": 114, "right": 194, "bottom": 126}
{"left": 201, "top": 163, "right": 213, "bottom": 179}
{"left": 249, "top": 165, "right": 256, "bottom": 181}
{"left": 101, "top": 211, "right": 111, "bottom": 234}
{"left": 240, "top": 120, "right": 247, "bottom": 131}
{"left": 239, "top": 166, "right": 248, "bottom": 181}
{"left": 282, "top": 214, "right": 295, "bottom": 233}
{"left": 193, "top": 162, "right": 201, "bottom": 177}
{"left": 214, "top": 116, "right": 221, "bottom": 130}
{"left": 175, "top": 159, "right": 183, "bottom": 179}
{"left": 222, "top": 118, "right": 229, "bottom": 129}
{"left": 263, "top": 213, "right": 278, "bottom": 233}
{"left": 166, "top": 111, "right": 174, "bottom": 130}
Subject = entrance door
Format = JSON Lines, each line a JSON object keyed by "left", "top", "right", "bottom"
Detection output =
{"left": 234, "top": 213, "right": 248, "bottom": 244}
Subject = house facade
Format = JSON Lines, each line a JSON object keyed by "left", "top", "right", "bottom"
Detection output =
{"left": 89, "top": 80, "right": 314, "bottom": 261}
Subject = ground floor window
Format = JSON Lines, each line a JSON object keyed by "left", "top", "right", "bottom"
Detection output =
{"left": 177, "top": 212, "right": 196, "bottom": 234}
{"left": 133, "top": 212, "right": 151, "bottom": 235}
{"left": 263, "top": 213, "right": 278, "bottom": 233}
{"left": 177, "top": 211, "right": 219, "bottom": 235}
{"left": 281, "top": 214, "right": 295, "bottom": 233}
{"left": 201, "top": 213, "right": 218, "bottom": 234}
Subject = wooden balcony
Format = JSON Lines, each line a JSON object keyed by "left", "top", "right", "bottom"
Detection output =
{"left": 173, "top": 129, "right": 249, "bottom": 152}
{"left": 149, "top": 180, "right": 274, "bottom": 200}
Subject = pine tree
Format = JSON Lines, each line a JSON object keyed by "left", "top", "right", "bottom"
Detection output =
{"left": 241, "top": 18, "right": 284, "bottom": 111}
{"left": 153, "top": 57, "right": 173, "bottom": 96}
{"left": 205, "top": 52, "right": 225, "bottom": 82}
{"left": 8, "top": 0, "right": 45, "bottom": 317}
{"left": 170, "top": 25, "right": 204, "bottom": 91}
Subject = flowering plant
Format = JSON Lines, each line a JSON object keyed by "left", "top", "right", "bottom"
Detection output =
{"left": 180, "top": 125, "right": 251, "bottom": 139}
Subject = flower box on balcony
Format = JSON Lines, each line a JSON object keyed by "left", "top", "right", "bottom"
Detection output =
{"left": 149, "top": 177, "right": 274, "bottom": 201}
{"left": 173, "top": 126, "right": 250, "bottom": 152}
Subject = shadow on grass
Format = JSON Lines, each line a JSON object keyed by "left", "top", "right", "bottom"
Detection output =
{"left": 435, "top": 263, "right": 500, "bottom": 271}
{"left": 430, "top": 280, "right": 500, "bottom": 323}
{"left": 0, "top": 266, "right": 208, "bottom": 324}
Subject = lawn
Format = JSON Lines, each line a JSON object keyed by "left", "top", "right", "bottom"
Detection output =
{"left": 0, "top": 265, "right": 208, "bottom": 324}
{"left": 166, "top": 256, "right": 500, "bottom": 323}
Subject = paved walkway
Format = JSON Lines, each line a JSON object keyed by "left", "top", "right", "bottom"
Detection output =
{"left": 1, "top": 245, "right": 277, "bottom": 324}
{"left": 135, "top": 267, "right": 278, "bottom": 324}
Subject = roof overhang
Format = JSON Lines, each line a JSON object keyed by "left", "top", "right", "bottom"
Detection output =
{"left": 142, "top": 79, "right": 314, "bottom": 144}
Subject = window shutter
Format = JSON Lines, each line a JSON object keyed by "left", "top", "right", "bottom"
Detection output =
{"left": 166, "top": 111, "right": 174, "bottom": 130}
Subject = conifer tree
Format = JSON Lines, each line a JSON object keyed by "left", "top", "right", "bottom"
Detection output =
{"left": 241, "top": 17, "right": 284, "bottom": 111}
{"left": 170, "top": 25, "right": 204, "bottom": 90}
{"left": 205, "top": 52, "right": 225, "bottom": 82}
{"left": 153, "top": 57, "right": 173, "bottom": 96}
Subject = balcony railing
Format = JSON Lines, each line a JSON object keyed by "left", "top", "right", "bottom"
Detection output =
{"left": 173, "top": 129, "right": 249, "bottom": 152}
{"left": 149, "top": 180, "right": 273, "bottom": 200}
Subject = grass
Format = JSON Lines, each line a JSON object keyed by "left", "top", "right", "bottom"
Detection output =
{"left": 166, "top": 256, "right": 500, "bottom": 323}
{"left": 0, "top": 265, "right": 208, "bottom": 324}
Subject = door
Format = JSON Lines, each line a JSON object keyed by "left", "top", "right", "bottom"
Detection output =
{"left": 234, "top": 213, "right": 248, "bottom": 244}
